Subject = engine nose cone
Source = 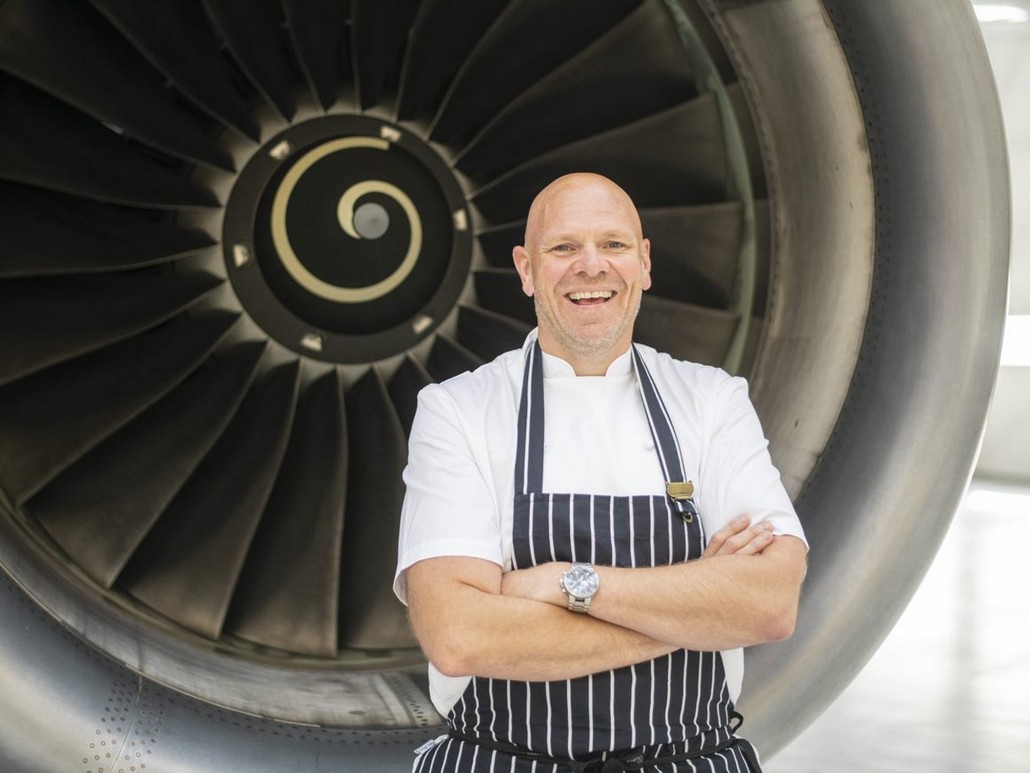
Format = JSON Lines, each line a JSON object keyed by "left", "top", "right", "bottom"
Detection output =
{"left": 352, "top": 202, "right": 390, "bottom": 240}
{"left": 223, "top": 115, "right": 472, "bottom": 363}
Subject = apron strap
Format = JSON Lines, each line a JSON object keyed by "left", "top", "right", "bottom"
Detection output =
{"left": 514, "top": 341, "right": 699, "bottom": 522}
{"left": 631, "top": 347, "right": 699, "bottom": 520}
{"left": 514, "top": 340, "right": 545, "bottom": 495}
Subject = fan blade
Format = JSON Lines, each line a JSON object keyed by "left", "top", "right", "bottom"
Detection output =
{"left": 0, "top": 271, "right": 222, "bottom": 385}
{"left": 27, "top": 341, "right": 266, "bottom": 588}
{"left": 457, "top": 304, "right": 531, "bottom": 363}
{"left": 202, "top": 0, "right": 298, "bottom": 122}
{"left": 0, "top": 183, "right": 215, "bottom": 279}
{"left": 429, "top": 0, "right": 639, "bottom": 147}
{"left": 351, "top": 0, "right": 419, "bottom": 111}
{"left": 456, "top": 1, "right": 696, "bottom": 178}
{"left": 119, "top": 359, "right": 302, "bottom": 639}
{"left": 89, "top": 0, "right": 260, "bottom": 142}
{"left": 394, "top": 0, "right": 509, "bottom": 122}
{"left": 387, "top": 354, "right": 433, "bottom": 437}
{"left": 338, "top": 367, "right": 414, "bottom": 649}
{"left": 0, "top": 311, "right": 238, "bottom": 504}
{"left": 470, "top": 94, "right": 726, "bottom": 224}
{"left": 282, "top": 0, "right": 350, "bottom": 111}
{"left": 224, "top": 367, "right": 346, "bottom": 657}
{"left": 473, "top": 268, "right": 534, "bottom": 328}
{"left": 641, "top": 202, "right": 743, "bottom": 308}
{"left": 0, "top": 0, "right": 233, "bottom": 170}
{"left": 426, "top": 333, "right": 483, "bottom": 382}
{"left": 476, "top": 220, "right": 524, "bottom": 268}
{"left": 634, "top": 295, "right": 739, "bottom": 367}
{"left": 0, "top": 75, "right": 219, "bottom": 209}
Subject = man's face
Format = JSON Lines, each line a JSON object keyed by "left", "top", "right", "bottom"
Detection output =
{"left": 513, "top": 177, "right": 652, "bottom": 368}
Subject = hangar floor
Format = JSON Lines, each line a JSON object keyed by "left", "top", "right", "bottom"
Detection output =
{"left": 766, "top": 478, "right": 1030, "bottom": 772}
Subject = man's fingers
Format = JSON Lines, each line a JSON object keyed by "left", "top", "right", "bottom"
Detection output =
{"left": 704, "top": 518, "right": 775, "bottom": 557}
{"left": 703, "top": 515, "right": 751, "bottom": 558}
{"left": 729, "top": 523, "right": 776, "bottom": 556}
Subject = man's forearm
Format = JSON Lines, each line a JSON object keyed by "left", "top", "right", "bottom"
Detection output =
{"left": 406, "top": 557, "right": 676, "bottom": 682}
{"left": 503, "top": 536, "right": 808, "bottom": 652}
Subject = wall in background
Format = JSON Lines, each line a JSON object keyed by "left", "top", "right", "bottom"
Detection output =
{"left": 973, "top": 4, "right": 1030, "bottom": 482}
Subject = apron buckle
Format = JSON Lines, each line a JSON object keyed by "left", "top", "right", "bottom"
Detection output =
{"left": 666, "top": 481, "right": 697, "bottom": 524}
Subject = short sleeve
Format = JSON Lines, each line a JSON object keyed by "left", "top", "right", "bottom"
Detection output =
{"left": 393, "top": 383, "right": 505, "bottom": 603}
{"left": 698, "top": 374, "right": 807, "bottom": 545}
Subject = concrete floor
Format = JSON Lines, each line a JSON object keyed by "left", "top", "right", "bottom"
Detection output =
{"left": 765, "top": 478, "right": 1030, "bottom": 773}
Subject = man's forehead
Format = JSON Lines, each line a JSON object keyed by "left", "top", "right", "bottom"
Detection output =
{"left": 537, "top": 225, "right": 639, "bottom": 243}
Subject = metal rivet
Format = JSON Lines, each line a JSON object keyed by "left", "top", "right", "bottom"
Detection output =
{"left": 300, "top": 332, "right": 324, "bottom": 352}
{"left": 412, "top": 314, "right": 433, "bottom": 335}
{"left": 268, "top": 140, "right": 293, "bottom": 160}
{"left": 453, "top": 210, "right": 468, "bottom": 232}
{"left": 232, "top": 242, "right": 252, "bottom": 268}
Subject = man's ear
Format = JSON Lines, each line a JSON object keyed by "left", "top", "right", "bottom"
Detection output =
{"left": 641, "top": 237, "right": 652, "bottom": 291}
{"left": 512, "top": 245, "right": 534, "bottom": 297}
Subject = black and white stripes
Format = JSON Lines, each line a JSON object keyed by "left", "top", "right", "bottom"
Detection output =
{"left": 414, "top": 343, "right": 755, "bottom": 772}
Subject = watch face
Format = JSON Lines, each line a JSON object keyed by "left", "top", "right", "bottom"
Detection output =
{"left": 564, "top": 565, "right": 599, "bottom": 597}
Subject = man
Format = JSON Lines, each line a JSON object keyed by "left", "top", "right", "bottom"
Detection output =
{"left": 394, "top": 173, "right": 808, "bottom": 772}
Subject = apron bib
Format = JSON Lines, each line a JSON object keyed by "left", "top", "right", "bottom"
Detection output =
{"left": 415, "top": 343, "right": 757, "bottom": 772}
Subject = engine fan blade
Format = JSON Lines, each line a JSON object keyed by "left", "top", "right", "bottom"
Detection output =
{"left": 457, "top": 304, "right": 532, "bottom": 363}
{"left": 429, "top": 0, "right": 639, "bottom": 148}
{"left": 635, "top": 294, "right": 738, "bottom": 366}
{"left": 388, "top": 354, "right": 433, "bottom": 437}
{"left": 89, "top": 0, "right": 261, "bottom": 142}
{"left": 473, "top": 268, "right": 534, "bottom": 328}
{"left": 350, "top": 0, "right": 419, "bottom": 111}
{"left": 455, "top": 0, "right": 696, "bottom": 178}
{"left": 119, "top": 359, "right": 302, "bottom": 639}
{"left": 0, "top": 74, "right": 219, "bottom": 209}
{"left": 471, "top": 94, "right": 726, "bottom": 223}
{"left": 0, "top": 271, "right": 222, "bottom": 385}
{"left": 0, "top": 310, "right": 238, "bottom": 504}
{"left": 641, "top": 201, "right": 743, "bottom": 309}
{"left": 427, "top": 334, "right": 483, "bottom": 382}
{"left": 394, "top": 0, "right": 509, "bottom": 122}
{"left": 224, "top": 367, "right": 347, "bottom": 657}
{"left": 338, "top": 367, "right": 413, "bottom": 649}
{"left": 27, "top": 341, "right": 266, "bottom": 588}
{"left": 0, "top": 0, "right": 233, "bottom": 170}
{"left": 476, "top": 220, "right": 525, "bottom": 268}
{"left": 0, "top": 183, "right": 215, "bottom": 279}
{"left": 282, "top": 0, "right": 350, "bottom": 111}
{"left": 202, "top": 0, "right": 299, "bottom": 122}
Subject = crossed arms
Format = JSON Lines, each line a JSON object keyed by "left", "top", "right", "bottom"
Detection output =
{"left": 405, "top": 518, "right": 808, "bottom": 683}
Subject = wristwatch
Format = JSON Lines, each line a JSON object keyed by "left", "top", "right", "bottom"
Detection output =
{"left": 559, "top": 563, "right": 600, "bottom": 613}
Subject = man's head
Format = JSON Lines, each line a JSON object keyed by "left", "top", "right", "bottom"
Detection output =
{"left": 512, "top": 173, "right": 652, "bottom": 375}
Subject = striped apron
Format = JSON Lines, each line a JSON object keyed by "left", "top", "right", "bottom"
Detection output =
{"left": 414, "top": 342, "right": 758, "bottom": 772}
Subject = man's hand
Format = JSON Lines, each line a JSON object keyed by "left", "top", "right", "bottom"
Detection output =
{"left": 501, "top": 515, "right": 776, "bottom": 607}
{"left": 500, "top": 561, "right": 565, "bottom": 605}
{"left": 702, "top": 514, "right": 775, "bottom": 558}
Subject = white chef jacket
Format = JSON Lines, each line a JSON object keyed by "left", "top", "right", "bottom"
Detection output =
{"left": 395, "top": 329, "right": 806, "bottom": 717}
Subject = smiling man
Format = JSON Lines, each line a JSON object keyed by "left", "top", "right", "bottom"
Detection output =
{"left": 513, "top": 173, "right": 652, "bottom": 375}
{"left": 395, "top": 173, "right": 808, "bottom": 772}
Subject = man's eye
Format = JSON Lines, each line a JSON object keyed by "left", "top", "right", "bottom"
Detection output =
{"left": 552, "top": 244, "right": 573, "bottom": 252}
{"left": 606, "top": 241, "right": 626, "bottom": 249}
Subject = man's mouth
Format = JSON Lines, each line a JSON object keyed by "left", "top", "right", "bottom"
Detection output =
{"left": 567, "top": 290, "right": 614, "bottom": 306}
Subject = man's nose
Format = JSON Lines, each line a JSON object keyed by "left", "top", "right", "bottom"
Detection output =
{"left": 575, "top": 244, "right": 608, "bottom": 275}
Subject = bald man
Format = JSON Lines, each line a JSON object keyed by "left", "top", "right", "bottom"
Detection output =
{"left": 395, "top": 174, "right": 808, "bottom": 772}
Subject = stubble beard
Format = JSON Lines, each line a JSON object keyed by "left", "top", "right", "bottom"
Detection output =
{"left": 534, "top": 289, "right": 642, "bottom": 361}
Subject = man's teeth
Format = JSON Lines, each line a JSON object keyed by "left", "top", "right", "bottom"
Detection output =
{"left": 568, "top": 290, "right": 613, "bottom": 300}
